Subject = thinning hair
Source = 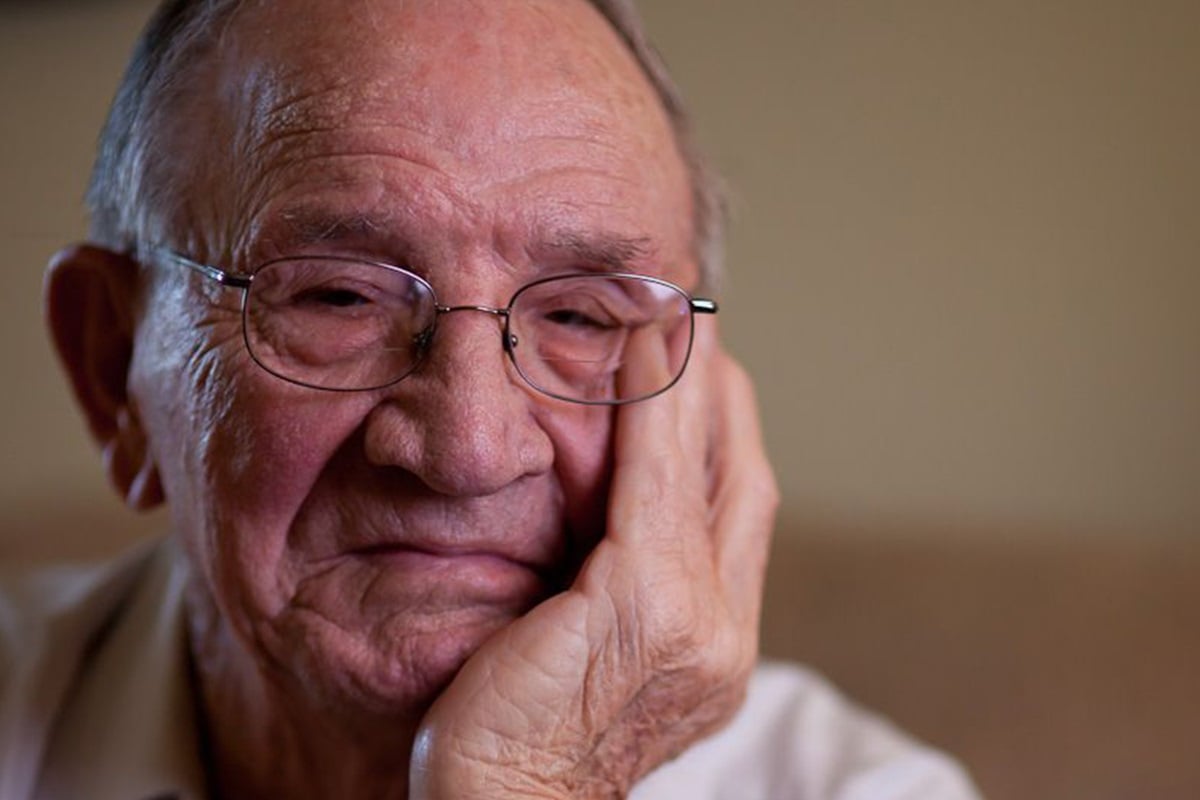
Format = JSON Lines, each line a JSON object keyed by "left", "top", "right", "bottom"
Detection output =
{"left": 86, "top": 0, "right": 726, "bottom": 289}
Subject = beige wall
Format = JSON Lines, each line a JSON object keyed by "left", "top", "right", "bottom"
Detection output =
{"left": 2, "top": 0, "right": 1198, "bottom": 556}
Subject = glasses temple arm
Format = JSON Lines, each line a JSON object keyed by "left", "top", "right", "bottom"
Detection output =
{"left": 156, "top": 249, "right": 252, "bottom": 289}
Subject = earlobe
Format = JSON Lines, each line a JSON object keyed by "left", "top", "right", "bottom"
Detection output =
{"left": 100, "top": 407, "right": 165, "bottom": 511}
{"left": 45, "top": 244, "right": 164, "bottom": 510}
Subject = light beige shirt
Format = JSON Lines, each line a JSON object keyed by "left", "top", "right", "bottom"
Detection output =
{"left": 0, "top": 540, "right": 980, "bottom": 800}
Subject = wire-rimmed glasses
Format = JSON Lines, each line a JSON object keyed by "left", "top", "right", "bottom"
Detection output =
{"left": 156, "top": 250, "right": 717, "bottom": 405}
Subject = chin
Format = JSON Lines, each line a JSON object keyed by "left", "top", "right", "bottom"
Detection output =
{"left": 282, "top": 603, "right": 521, "bottom": 722}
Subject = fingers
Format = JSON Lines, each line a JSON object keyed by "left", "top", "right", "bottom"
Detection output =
{"left": 606, "top": 313, "right": 776, "bottom": 626}
{"left": 613, "top": 317, "right": 712, "bottom": 472}
{"left": 707, "top": 352, "right": 778, "bottom": 627}
{"left": 608, "top": 319, "right": 713, "bottom": 551}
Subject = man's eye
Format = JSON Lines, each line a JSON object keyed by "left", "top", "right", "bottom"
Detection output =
{"left": 543, "top": 308, "right": 617, "bottom": 329}
{"left": 301, "top": 287, "right": 370, "bottom": 307}
{"left": 284, "top": 285, "right": 375, "bottom": 309}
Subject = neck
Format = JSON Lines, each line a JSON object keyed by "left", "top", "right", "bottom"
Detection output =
{"left": 185, "top": 584, "right": 421, "bottom": 800}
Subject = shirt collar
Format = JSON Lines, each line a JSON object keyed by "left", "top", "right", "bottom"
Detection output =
{"left": 36, "top": 539, "right": 210, "bottom": 800}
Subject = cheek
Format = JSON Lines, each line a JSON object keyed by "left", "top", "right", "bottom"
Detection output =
{"left": 199, "top": 378, "right": 374, "bottom": 618}
{"left": 131, "top": 300, "right": 369, "bottom": 616}
{"left": 129, "top": 298, "right": 242, "bottom": 543}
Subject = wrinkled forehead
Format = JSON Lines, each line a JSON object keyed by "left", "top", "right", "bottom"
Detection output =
{"left": 154, "top": 0, "right": 696, "bottom": 270}
{"left": 204, "top": 0, "right": 682, "bottom": 189}
{"left": 226, "top": 3, "right": 654, "bottom": 121}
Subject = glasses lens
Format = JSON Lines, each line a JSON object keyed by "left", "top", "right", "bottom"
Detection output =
{"left": 509, "top": 274, "right": 695, "bottom": 404}
{"left": 244, "top": 258, "right": 436, "bottom": 390}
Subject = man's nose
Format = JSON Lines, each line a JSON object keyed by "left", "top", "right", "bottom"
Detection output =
{"left": 361, "top": 309, "right": 553, "bottom": 496}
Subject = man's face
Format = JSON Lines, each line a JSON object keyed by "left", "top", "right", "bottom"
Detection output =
{"left": 128, "top": 0, "right": 696, "bottom": 714}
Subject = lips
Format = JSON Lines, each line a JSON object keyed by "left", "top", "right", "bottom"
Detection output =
{"left": 293, "top": 480, "right": 580, "bottom": 595}
{"left": 341, "top": 540, "right": 563, "bottom": 611}
{"left": 349, "top": 540, "right": 556, "bottom": 582}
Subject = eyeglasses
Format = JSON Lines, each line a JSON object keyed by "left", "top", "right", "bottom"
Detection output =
{"left": 156, "top": 250, "right": 717, "bottom": 405}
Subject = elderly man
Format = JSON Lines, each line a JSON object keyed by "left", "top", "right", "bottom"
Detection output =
{"left": 2, "top": 1, "right": 978, "bottom": 798}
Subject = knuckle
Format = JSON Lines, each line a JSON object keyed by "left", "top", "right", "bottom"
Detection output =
{"left": 728, "top": 457, "right": 780, "bottom": 517}
{"left": 658, "top": 603, "right": 751, "bottom": 679}
{"left": 759, "top": 468, "right": 782, "bottom": 511}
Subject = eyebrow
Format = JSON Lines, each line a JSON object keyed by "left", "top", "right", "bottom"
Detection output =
{"left": 544, "top": 230, "right": 655, "bottom": 272}
{"left": 276, "top": 207, "right": 390, "bottom": 246}
{"left": 267, "top": 206, "right": 656, "bottom": 272}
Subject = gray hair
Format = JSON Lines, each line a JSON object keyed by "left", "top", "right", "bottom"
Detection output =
{"left": 87, "top": 0, "right": 726, "bottom": 290}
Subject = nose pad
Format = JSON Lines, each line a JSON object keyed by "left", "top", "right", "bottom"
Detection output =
{"left": 413, "top": 325, "right": 436, "bottom": 356}
{"left": 419, "top": 306, "right": 519, "bottom": 378}
{"left": 392, "top": 324, "right": 437, "bottom": 388}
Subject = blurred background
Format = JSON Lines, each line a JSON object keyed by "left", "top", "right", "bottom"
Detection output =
{"left": 2, "top": 1, "right": 1198, "bottom": 797}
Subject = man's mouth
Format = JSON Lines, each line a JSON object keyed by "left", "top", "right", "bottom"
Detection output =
{"left": 351, "top": 541, "right": 550, "bottom": 577}
{"left": 344, "top": 541, "right": 565, "bottom": 601}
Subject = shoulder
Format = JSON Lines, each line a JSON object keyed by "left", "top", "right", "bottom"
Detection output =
{"left": 0, "top": 542, "right": 158, "bottom": 664}
{"left": 632, "top": 661, "right": 982, "bottom": 800}
{"left": 0, "top": 541, "right": 162, "bottom": 799}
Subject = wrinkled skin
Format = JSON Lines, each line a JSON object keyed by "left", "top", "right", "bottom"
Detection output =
{"left": 49, "top": 1, "right": 777, "bottom": 797}
{"left": 412, "top": 321, "right": 777, "bottom": 798}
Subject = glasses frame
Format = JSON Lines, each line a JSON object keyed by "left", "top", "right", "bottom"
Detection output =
{"left": 155, "top": 249, "right": 718, "bottom": 405}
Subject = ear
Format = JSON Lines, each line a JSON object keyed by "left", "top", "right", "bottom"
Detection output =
{"left": 45, "top": 244, "right": 164, "bottom": 510}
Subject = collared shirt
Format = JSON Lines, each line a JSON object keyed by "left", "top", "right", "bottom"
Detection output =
{"left": 0, "top": 539, "right": 980, "bottom": 800}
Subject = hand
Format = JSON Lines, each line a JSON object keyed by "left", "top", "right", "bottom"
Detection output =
{"left": 410, "top": 320, "right": 779, "bottom": 799}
